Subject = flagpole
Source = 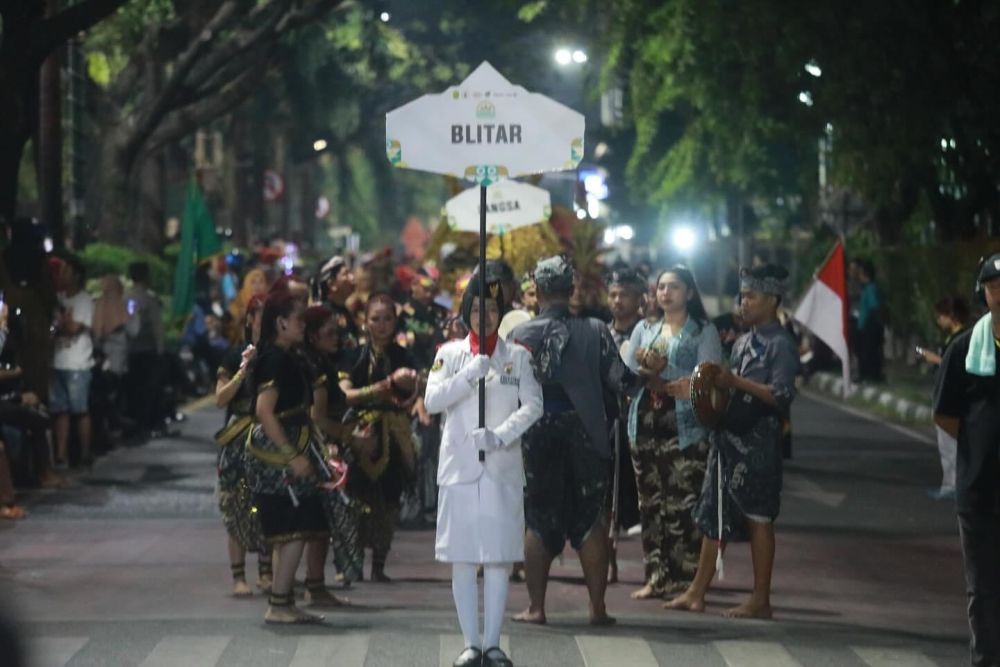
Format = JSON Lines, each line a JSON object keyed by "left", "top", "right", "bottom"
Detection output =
{"left": 478, "top": 183, "right": 487, "bottom": 463}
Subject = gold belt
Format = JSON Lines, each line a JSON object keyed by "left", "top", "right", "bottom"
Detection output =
{"left": 245, "top": 405, "right": 313, "bottom": 466}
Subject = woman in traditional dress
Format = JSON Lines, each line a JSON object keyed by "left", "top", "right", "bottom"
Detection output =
{"left": 302, "top": 305, "right": 363, "bottom": 592}
{"left": 245, "top": 291, "right": 332, "bottom": 624}
{"left": 338, "top": 293, "right": 420, "bottom": 582}
{"left": 214, "top": 296, "right": 271, "bottom": 596}
{"left": 425, "top": 278, "right": 542, "bottom": 667}
{"left": 623, "top": 266, "right": 721, "bottom": 599}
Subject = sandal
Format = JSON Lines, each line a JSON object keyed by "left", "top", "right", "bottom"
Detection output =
{"left": 0, "top": 505, "right": 26, "bottom": 520}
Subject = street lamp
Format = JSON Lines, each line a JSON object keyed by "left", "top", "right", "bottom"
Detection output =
{"left": 671, "top": 225, "right": 697, "bottom": 254}
{"left": 313, "top": 139, "right": 328, "bottom": 152}
{"left": 554, "top": 48, "right": 573, "bottom": 66}
{"left": 798, "top": 91, "right": 814, "bottom": 107}
{"left": 804, "top": 60, "right": 822, "bottom": 77}
{"left": 379, "top": 11, "right": 390, "bottom": 22}
{"left": 572, "top": 49, "right": 588, "bottom": 64}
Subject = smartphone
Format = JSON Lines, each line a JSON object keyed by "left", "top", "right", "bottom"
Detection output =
{"left": 127, "top": 299, "right": 136, "bottom": 316}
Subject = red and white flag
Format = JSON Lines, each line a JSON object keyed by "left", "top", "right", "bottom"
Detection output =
{"left": 793, "top": 241, "right": 851, "bottom": 396}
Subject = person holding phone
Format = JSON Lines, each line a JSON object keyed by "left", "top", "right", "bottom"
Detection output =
{"left": 919, "top": 296, "right": 971, "bottom": 500}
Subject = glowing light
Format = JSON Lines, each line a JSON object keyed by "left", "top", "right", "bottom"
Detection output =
{"left": 603, "top": 228, "right": 617, "bottom": 245}
{"left": 587, "top": 198, "right": 601, "bottom": 219}
{"left": 379, "top": 11, "right": 390, "bottom": 22}
{"left": 798, "top": 91, "right": 814, "bottom": 107}
{"left": 804, "top": 60, "right": 822, "bottom": 77}
{"left": 572, "top": 49, "right": 588, "bottom": 64}
{"left": 618, "top": 225, "right": 634, "bottom": 241}
{"left": 671, "top": 226, "right": 697, "bottom": 253}
{"left": 576, "top": 208, "right": 587, "bottom": 220}
{"left": 554, "top": 49, "right": 572, "bottom": 66}
{"left": 313, "top": 139, "right": 328, "bottom": 152}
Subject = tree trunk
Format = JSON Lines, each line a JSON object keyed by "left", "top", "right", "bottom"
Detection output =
{"left": 138, "top": 150, "right": 166, "bottom": 251}
{"left": 0, "top": 130, "right": 28, "bottom": 224}
{"left": 38, "top": 41, "right": 64, "bottom": 247}
{"left": 92, "top": 125, "right": 137, "bottom": 243}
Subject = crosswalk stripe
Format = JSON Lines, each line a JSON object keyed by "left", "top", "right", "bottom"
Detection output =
{"left": 439, "top": 634, "right": 511, "bottom": 667}
{"left": 138, "top": 635, "right": 231, "bottom": 667}
{"left": 575, "top": 635, "right": 658, "bottom": 667}
{"left": 713, "top": 640, "right": 801, "bottom": 667}
{"left": 30, "top": 637, "right": 89, "bottom": 667}
{"left": 852, "top": 646, "right": 938, "bottom": 667}
{"left": 289, "top": 634, "right": 369, "bottom": 667}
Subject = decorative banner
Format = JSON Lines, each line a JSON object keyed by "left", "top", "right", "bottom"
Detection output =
{"left": 386, "top": 61, "right": 585, "bottom": 186}
{"left": 445, "top": 181, "right": 552, "bottom": 235}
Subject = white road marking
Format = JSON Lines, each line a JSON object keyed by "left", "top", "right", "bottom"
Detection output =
{"left": 852, "top": 646, "right": 938, "bottom": 667}
{"left": 138, "top": 635, "right": 230, "bottom": 667}
{"left": 713, "top": 640, "right": 802, "bottom": 667}
{"left": 575, "top": 635, "right": 658, "bottom": 667}
{"left": 29, "top": 637, "right": 88, "bottom": 667}
{"left": 801, "top": 389, "right": 935, "bottom": 446}
{"left": 290, "top": 634, "right": 369, "bottom": 667}
{"left": 785, "top": 472, "right": 847, "bottom": 508}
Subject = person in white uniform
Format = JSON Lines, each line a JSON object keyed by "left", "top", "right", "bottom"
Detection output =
{"left": 424, "top": 278, "right": 542, "bottom": 667}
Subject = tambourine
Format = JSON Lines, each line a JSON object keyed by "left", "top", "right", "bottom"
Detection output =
{"left": 689, "top": 362, "right": 731, "bottom": 428}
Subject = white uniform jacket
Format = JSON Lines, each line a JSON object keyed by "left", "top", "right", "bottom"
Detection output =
{"left": 424, "top": 336, "right": 542, "bottom": 488}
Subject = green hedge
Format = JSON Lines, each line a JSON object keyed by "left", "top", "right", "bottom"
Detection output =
{"left": 78, "top": 243, "right": 174, "bottom": 295}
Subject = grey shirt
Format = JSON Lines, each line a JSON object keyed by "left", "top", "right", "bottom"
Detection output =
{"left": 510, "top": 304, "right": 626, "bottom": 458}
{"left": 126, "top": 287, "right": 164, "bottom": 355}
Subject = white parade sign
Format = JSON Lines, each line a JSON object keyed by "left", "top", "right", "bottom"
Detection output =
{"left": 386, "top": 61, "right": 585, "bottom": 185}
{"left": 444, "top": 181, "right": 551, "bottom": 235}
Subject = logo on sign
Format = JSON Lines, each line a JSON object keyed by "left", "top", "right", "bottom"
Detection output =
{"left": 476, "top": 101, "right": 496, "bottom": 119}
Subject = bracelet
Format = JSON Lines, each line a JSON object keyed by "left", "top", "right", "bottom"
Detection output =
{"left": 232, "top": 369, "right": 244, "bottom": 383}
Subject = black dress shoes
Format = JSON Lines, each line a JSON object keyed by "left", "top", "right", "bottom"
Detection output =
{"left": 453, "top": 646, "right": 483, "bottom": 667}
{"left": 483, "top": 646, "right": 513, "bottom": 667}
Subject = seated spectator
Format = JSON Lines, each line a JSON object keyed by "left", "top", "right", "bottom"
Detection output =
{"left": 0, "top": 305, "right": 63, "bottom": 489}
{"left": 50, "top": 255, "right": 95, "bottom": 468}
{"left": 0, "top": 437, "right": 25, "bottom": 520}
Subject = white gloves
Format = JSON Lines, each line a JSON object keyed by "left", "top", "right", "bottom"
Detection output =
{"left": 458, "top": 354, "right": 491, "bottom": 385}
{"left": 472, "top": 427, "right": 504, "bottom": 452}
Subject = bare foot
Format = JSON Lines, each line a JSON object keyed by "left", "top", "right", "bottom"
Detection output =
{"left": 589, "top": 613, "right": 616, "bottom": 626}
{"left": 369, "top": 569, "right": 391, "bottom": 583}
{"left": 232, "top": 579, "right": 252, "bottom": 597}
{"left": 265, "top": 605, "right": 325, "bottom": 624}
{"left": 305, "top": 587, "right": 350, "bottom": 608}
{"left": 257, "top": 575, "right": 273, "bottom": 594}
{"left": 0, "top": 505, "right": 27, "bottom": 520}
{"left": 722, "top": 600, "right": 772, "bottom": 619}
{"left": 662, "top": 589, "right": 705, "bottom": 613}
{"left": 630, "top": 583, "right": 658, "bottom": 600}
{"left": 512, "top": 608, "right": 546, "bottom": 625}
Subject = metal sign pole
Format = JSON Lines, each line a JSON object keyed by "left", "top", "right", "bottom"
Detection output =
{"left": 478, "top": 183, "right": 487, "bottom": 462}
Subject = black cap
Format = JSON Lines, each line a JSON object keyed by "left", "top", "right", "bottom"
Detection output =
{"left": 979, "top": 253, "right": 1000, "bottom": 284}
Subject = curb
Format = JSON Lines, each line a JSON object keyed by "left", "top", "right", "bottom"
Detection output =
{"left": 805, "top": 371, "right": 934, "bottom": 423}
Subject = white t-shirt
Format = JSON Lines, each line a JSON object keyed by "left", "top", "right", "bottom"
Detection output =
{"left": 53, "top": 291, "right": 95, "bottom": 371}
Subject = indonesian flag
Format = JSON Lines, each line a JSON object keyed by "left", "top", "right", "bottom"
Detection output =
{"left": 793, "top": 241, "right": 851, "bottom": 396}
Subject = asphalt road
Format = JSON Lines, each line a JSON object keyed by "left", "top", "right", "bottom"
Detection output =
{"left": 0, "top": 394, "right": 972, "bottom": 666}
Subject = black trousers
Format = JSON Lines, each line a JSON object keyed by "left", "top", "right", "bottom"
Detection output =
{"left": 959, "top": 512, "right": 1000, "bottom": 667}
{"left": 125, "top": 351, "right": 164, "bottom": 431}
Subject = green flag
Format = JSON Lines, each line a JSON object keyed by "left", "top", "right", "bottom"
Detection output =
{"left": 172, "top": 180, "right": 221, "bottom": 318}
